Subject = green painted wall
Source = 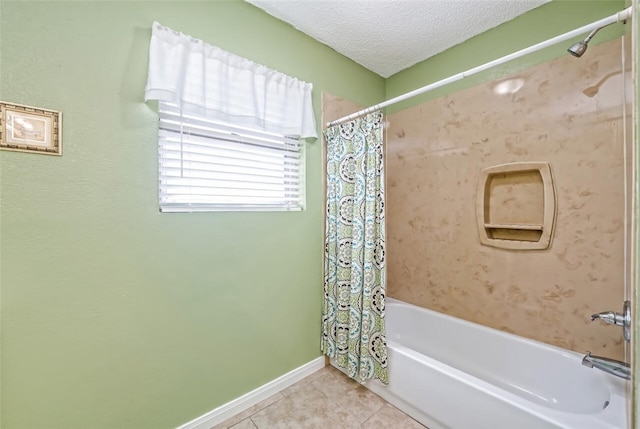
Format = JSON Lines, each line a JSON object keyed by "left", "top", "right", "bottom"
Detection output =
{"left": 0, "top": 1, "right": 384, "bottom": 428}
{"left": 1, "top": 0, "right": 636, "bottom": 428}
{"left": 386, "top": 0, "right": 627, "bottom": 113}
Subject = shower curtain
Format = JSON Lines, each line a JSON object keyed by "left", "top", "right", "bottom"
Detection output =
{"left": 321, "top": 111, "right": 388, "bottom": 384}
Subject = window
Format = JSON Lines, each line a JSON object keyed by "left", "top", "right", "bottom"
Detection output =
{"left": 144, "top": 22, "right": 317, "bottom": 212}
{"left": 158, "top": 102, "right": 304, "bottom": 212}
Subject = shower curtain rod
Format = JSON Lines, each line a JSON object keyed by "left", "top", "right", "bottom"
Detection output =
{"left": 326, "top": 6, "right": 633, "bottom": 127}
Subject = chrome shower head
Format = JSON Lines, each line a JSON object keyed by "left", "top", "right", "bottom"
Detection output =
{"left": 567, "top": 41, "right": 588, "bottom": 57}
{"left": 567, "top": 22, "right": 614, "bottom": 58}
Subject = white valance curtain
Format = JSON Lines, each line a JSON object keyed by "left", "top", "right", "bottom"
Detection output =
{"left": 145, "top": 21, "right": 317, "bottom": 138}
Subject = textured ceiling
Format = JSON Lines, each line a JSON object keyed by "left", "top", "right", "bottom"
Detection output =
{"left": 247, "top": 0, "right": 550, "bottom": 78}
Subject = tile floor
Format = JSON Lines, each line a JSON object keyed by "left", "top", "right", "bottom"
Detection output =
{"left": 212, "top": 365, "right": 427, "bottom": 429}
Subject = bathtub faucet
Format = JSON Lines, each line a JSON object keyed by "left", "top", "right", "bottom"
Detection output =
{"left": 590, "top": 301, "right": 631, "bottom": 342}
{"left": 590, "top": 311, "right": 625, "bottom": 325}
{"left": 582, "top": 352, "right": 630, "bottom": 380}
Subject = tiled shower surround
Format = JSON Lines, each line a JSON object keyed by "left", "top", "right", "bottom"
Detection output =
{"left": 385, "top": 36, "right": 631, "bottom": 360}
{"left": 325, "top": 35, "right": 631, "bottom": 361}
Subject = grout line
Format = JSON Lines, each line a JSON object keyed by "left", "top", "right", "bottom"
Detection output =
{"left": 214, "top": 393, "right": 286, "bottom": 429}
{"left": 230, "top": 365, "right": 425, "bottom": 429}
{"left": 240, "top": 390, "right": 295, "bottom": 428}
{"left": 360, "top": 408, "right": 377, "bottom": 428}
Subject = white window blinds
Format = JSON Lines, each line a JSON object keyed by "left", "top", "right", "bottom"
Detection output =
{"left": 158, "top": 102, "right": 303, "bottom": 212}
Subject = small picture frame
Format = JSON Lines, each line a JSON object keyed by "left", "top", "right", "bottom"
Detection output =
{"left": 0, "top": 101, "right": 62, "bottom": 155}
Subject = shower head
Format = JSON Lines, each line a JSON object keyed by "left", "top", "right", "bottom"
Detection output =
{"left": 568, "top": 41, "right": 588, "bottom": 58}
{"left": 567, "top": 22, "right": 614, "bottom": 58}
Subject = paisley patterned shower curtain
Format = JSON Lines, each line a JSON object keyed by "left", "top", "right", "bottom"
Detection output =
{"left": 321, "top": 111, "right": 388, "bottom": 384}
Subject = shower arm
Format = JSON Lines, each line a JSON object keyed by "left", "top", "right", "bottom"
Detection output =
{"left": 582, "top": 28, "right": 599, "bottom": 44}
{"left": 583, "top": 21, "right": 615, "bottom": 44}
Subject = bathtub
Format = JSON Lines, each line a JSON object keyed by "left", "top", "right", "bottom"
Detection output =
{"left": 337, "top": 298, "right": 629, "bottom": 429}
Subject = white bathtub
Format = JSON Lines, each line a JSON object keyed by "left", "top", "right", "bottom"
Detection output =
{"left": 347, "top": 298, "right": 629, "bottom": 429}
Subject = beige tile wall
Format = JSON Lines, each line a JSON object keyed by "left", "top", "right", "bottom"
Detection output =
{"left": 385, "top": 36, "right": 632, "bottom": 360}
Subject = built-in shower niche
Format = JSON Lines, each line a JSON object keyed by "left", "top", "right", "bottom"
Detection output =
{"left": 476, "top": 162, "right": 556, "bottom": 250}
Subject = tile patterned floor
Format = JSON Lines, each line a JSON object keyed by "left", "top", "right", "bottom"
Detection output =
{"left": 212, "top": 365, "right": 427, "bottom": 429}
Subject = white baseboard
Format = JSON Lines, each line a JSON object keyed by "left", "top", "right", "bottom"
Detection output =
{"left": 177, "top": 356, "right": 325, "bottom": 429}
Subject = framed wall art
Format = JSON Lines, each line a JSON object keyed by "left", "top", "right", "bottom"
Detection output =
{"left": 0, "top": 101, "right": 62, "bottom": 155}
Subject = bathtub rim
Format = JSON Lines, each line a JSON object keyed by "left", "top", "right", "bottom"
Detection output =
{"left": 385, "top": 297, "right": 619, "bottom": 359}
